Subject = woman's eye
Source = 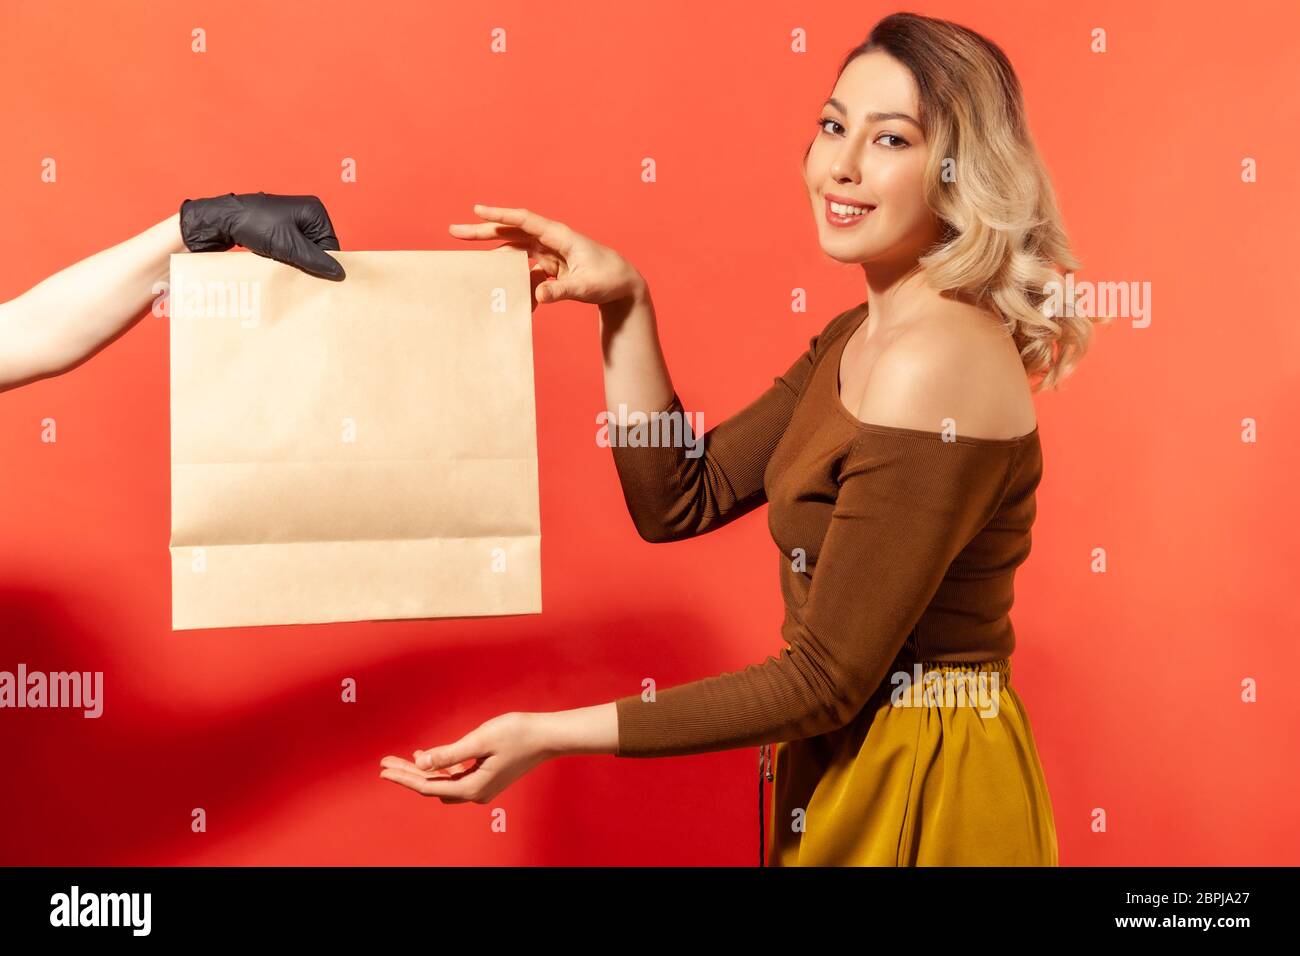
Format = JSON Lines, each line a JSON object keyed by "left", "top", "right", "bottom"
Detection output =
{"left": 817, "top": 117, "right": 843, "bottom": 135}
{"left": 876, "top": 133, "right": 909, "bottom": 148}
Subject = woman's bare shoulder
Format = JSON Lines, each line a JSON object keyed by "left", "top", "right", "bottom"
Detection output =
{"left": 854, "top": 307, "right": 1037, "bottom": 440}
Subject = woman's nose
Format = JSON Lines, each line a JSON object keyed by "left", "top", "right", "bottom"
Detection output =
{"left": 830, "top": 146, "right": 863, "bottom": 183}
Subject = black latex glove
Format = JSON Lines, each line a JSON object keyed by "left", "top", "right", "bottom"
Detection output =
{"left": 179, "top": 192, "right": 345, "bottom": 280}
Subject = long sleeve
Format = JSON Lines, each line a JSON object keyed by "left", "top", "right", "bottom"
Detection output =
{"left": 614, "top": 429, "right": 1017, "bottom": 758}
{"left": 606, "top": 306, "right": 863, "bottom": 543}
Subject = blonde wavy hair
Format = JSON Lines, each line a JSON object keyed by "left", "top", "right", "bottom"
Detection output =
{"left": 828, "top": 12, "right": 1103, "bottom": 392}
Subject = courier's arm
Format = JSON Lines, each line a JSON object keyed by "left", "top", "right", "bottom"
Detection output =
{"left": 0, "top": 212, "right": 183, "bottom": 392}
{"left": 0, "top": 193, "right": 343, "bottom": 393}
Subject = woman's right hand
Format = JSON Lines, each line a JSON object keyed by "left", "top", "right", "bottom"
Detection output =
{"left": 449, "top": 205, "right": 645, "bottom": 308}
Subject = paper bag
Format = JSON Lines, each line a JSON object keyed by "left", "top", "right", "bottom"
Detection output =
{"left": 168, "top": 247, "right": 541, "bottom": 630}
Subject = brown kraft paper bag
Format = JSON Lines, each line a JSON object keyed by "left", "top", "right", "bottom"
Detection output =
{"left": 168, "top": 247, "right": 541, "bottom": 629}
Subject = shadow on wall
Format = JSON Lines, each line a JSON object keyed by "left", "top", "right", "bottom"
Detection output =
{"left": 0, "top": 584, "right": 756, "bottom": 865}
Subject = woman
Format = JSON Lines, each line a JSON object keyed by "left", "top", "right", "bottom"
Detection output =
{"left": 381, "top": 12, "right": 1097, "bottom": 866}
{"left": 0, "top": 192, "right": 344, "bottom": 392}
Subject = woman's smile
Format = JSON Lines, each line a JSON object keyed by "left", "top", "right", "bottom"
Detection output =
{"left": 824, "top": 193, "right": 875, "bottom": 227}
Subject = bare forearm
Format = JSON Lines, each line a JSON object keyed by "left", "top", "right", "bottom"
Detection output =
{"left": 532, "top": 702, "right": 620, "bottom": 758}
{"left": 597, "top": 278, "right": 677, "bottom": 426}
{"left": 0, "top": 212, "right": 183, "bottom": 390}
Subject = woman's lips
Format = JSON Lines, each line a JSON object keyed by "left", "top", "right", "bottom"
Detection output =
{"left": 824, "top": 195, "right": 873, "bottom": 228}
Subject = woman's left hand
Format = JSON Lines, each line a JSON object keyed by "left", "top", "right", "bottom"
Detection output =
{"left": 379, "top": 712, "right": 551, "bottom": 804}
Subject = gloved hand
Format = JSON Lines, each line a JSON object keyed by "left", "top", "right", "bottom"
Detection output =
{"left": 179, "top": 192, "right": 345, "bottom": 280}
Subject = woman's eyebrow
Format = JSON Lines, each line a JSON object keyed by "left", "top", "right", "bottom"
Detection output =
{"left": 823, "top": 97, "right": 921, "bottom": 130}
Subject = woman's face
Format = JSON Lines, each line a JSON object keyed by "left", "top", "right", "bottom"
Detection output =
{"left": 804, "top": 51, "right": 941, "bottom": 266}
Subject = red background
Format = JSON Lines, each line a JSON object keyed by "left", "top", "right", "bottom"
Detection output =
{"left": 1, "top": 0, "right": 1297, "bottom": 864}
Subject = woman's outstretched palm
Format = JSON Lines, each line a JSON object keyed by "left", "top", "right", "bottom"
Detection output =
{"left": 449, "top": 204, "right": 644, "bottom": 308}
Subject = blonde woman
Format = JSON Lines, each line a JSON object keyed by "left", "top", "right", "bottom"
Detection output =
{"left": 382, "top": 12, "right": 1098, "bottom": 866}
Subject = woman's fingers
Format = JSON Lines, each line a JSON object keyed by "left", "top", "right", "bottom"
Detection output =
{"left": 381, "top": 714, "right": 533, "bottom": 804}
{"left": 448, "top": 222, "right": 534, "bottom": 241}
{"left": 527, "top": 265, "right": 548, "bottom": 312}
{"left": 381, "top": 755, "right": 444, "bottom": 777}
{"left": 379, "top": 754, "right": 476, "bottom": 779}
{"left": 449, "top": 226, "right": 563, "bottom": 271}
{"left": 536, "top": 280, "right": 572, "bottom": 303}
{"left": 448, "top": 209, "right": 571, "bottom": 302}
{"left": 379, "top": 765, "right": 477, "bottom": 801}
{"left": 414, "top": 735, "right": 486, "bottom": 773}
{"left": 532, "top": 249, "right": 562, "bottom": 275}
{"left": 467, "top": 205, "right": 575, "bottom": 256}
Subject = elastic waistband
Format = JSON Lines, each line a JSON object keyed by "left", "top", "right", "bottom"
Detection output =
{"left": 872, "top": 655, "right": 1013, "bottom": 701}
{"left": 903, "top": 657, "right": 1011, "bottom": 677}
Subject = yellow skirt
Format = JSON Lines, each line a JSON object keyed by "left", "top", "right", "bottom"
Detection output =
{"left": 764, "top": 656, "right": 1058, "bottom": 866}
